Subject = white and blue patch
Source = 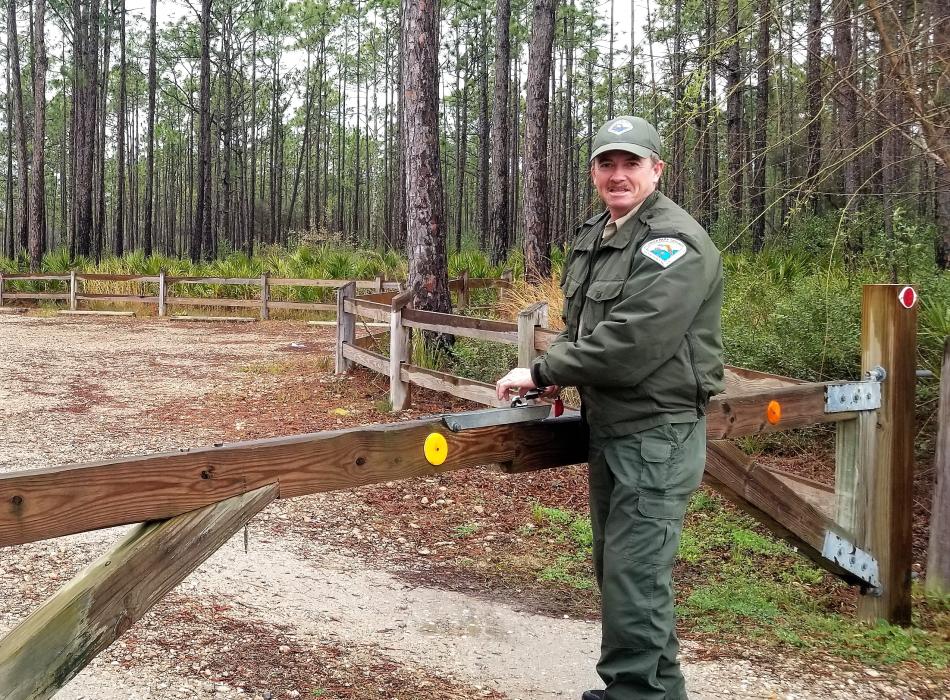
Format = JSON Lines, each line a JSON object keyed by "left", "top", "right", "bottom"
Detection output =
{"left": 607, "top": 119, "right": 634, "bottom": 135}
{"left": 641, "top": 237, "right": 687, "bottom": 268}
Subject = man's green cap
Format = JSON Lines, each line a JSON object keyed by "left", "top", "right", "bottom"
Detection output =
{"left": 589, "top": 116, "right": 662, "bottom": 163}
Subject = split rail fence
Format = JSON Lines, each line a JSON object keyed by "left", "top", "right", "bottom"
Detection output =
{"left": 0, "top": 282, "right": 929, "bottom": 700}
{"left": 0, "top": 270, "right": 403, "bottom": 318}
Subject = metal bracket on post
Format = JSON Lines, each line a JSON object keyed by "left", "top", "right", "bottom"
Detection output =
{"left": 825, "top": 366, "right": 885, "bottom": 413}
{"left": 822, "top": 531, "right": 882, "bottom": 594}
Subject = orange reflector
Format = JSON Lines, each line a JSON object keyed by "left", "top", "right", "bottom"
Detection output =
{"left": 766, "top": 400, "right": 782, "bottom": 425}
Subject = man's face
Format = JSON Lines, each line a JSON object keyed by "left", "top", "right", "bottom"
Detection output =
{"left": 591, "top": 151, "right": 665, "bottom": 217}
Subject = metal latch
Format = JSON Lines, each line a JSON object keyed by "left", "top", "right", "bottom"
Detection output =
{"left": 821, "top": 531, "right": 882, "bottom": 594}
{"left": 824, "top": 366, "right": 885, "bottom": 413}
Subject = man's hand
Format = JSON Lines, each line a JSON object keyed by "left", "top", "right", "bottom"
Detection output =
{"left": 495, "top": 367, "right": 536, "bottom": 401}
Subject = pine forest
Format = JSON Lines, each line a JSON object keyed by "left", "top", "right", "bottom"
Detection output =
{"left": 0, "top": 0, "right": 946, "bottom": 283}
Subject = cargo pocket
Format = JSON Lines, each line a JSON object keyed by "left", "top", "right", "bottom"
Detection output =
{"left": 582, "top": 279, "right": 624, "bottom": 329}
{"left": 624, "top": 493, "right": 685, "bottom": 565}
{"left": 639, "top": 431, "right": 674, "bottom": 492}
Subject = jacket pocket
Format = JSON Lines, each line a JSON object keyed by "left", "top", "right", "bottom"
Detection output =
{"left": 562, "top": 276, "right": 584, "bottom": 336}
{"left": 582, "top": 279, "right": 624, "bottom": 330}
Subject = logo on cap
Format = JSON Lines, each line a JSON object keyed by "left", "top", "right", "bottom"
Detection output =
{"left": 607, "top": 119, "right": 634, "bottom": 136}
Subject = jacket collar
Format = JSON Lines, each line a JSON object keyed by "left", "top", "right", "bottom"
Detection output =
{"left": 600, "top": 190, "right": 663, "bottom": 250}
{"left": 573, "top": 211, "right": 609, "bottom": 251}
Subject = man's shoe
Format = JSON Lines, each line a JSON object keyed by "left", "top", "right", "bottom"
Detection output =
{"left": 581, "top": 691, "right": 605, "bottom": 700}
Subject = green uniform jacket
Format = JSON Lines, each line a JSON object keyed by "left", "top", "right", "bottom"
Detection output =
{"left": 531, "top": 190, "right": 724, "bottom": 437}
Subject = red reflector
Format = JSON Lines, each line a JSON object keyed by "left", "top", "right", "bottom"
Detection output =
{"left": 898, "top": 286, "right": 917, "bottom": 309}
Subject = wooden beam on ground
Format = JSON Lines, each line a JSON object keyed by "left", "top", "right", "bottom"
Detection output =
{"left": 0, "top": 416, "right": 588, "bottom": 548}
{"left": 58, "top": 311, "right": 136, "bottom": 317}
{"left": 0, "top": 307, "right": 27, "bottom": 314}
{"left": 703, "top": 441, "right": 865, "bottom": 586}
{"left": 0, "top": 484, "right": 278, "bottom": 700}
{"left": 763, "top": 466, "right": 835, "bottom": 520}
{"left": 168, "top": 315, "right": 255, "bottom": 323}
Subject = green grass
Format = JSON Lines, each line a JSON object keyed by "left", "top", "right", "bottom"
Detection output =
{"left": 520, "top": 490, "right": 949, "bottom": 670}
{"left": 452, "top": 523, "right": 479, "bottom": 538}
{"left": 530, "top": 504, "right": 596, "bottom": 591}
{"left": 677, "top": 490, "right": 950, "bottom": 669}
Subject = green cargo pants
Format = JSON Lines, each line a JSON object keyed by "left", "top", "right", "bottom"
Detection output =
{"left": 587, "top": 418, "right": 706, "bottom": 700}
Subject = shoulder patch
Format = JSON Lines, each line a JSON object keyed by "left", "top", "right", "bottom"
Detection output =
{"left": 640, "top": 237, "right": 687, "bottom": 268}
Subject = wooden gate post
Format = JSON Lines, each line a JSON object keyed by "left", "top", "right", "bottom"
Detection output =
{"left": 926, "top": 337, "right": 950, "bottom": 596}
{"left": 517, "top": 301, "right": 549, "bottom": 368}
{"left": 260, "top": 271, "right": 270, "bottom": 320}
{"left": 69, "top": 271, "right": 78, "bottom": 311}
{"left": 158, "top": 269, "right": 167, "bottom": 317}
{"left": 852, "top": 284, "right": 917, "bottom": 624}
{"left": 1, "top": 271, "right": 7, "bottom": 307}
{"left": 335, "top": 281, "right": 356, "bottom": 374}
{"left": 389, "top": 289, "right": 413, "bottom": 411}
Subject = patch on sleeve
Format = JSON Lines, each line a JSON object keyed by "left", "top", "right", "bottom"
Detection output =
{"left": 640, "top": 237, "right": 687, "bottom": 268}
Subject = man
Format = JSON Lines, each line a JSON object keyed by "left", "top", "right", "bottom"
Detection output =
{"left": 496, "top": 116, "right": 724, "bottom": 700}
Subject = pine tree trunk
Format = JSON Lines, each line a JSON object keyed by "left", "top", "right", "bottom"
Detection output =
{"left": 28, "top": 0, "right": 47, "bottom": 271}
{"left": 489, "top": 0, "right": 511, "bottom": 265}
{"left": 403, "top": 0, "right": 451, "bottom": 314}
{"left": 805, "top": 0, "right": 823, "bottom": 212}
{"left": 725, "top": 0, "right": 743, "bottom": 237}
{"left": 114, "top": 0, "right": 126, "bottom": 256}
{"left": 193, "top": 0, "right": 213, "bottom": 261}
{"left": 750, "top": 0, "right": 770, "bottom": 251}
{"left": 477, "top": 17, "right": 490, "bottom": 251}
{"left": 8, "top": 0, "right": 29, "bottom": 255}
{"left": 143, "top": 0, "right": 156, "bottom": 256}
{"left": 523, "top": 0, "right": 555, "bottom": 282}
{"left": 834, "top": 0, "right": 858, "bottom": 232}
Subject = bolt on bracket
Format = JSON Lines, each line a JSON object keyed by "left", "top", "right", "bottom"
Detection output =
{"left": 821, "top": 531, "right": 882, "bottom": 594}
{"left": 824, "top": 365, "right": 885, "bottom": 413}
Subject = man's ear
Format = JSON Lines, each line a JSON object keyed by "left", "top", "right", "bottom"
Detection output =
{"left": 653, "top": 159, "right": 666, "bottom": 182}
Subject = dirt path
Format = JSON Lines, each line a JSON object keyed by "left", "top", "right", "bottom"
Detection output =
{"left": 0, "top": 315, "right": 932, "bottom": 700}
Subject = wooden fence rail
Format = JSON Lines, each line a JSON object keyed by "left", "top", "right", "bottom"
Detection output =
{"left": 0, "top": 272, "right": 509, "bottom": 320}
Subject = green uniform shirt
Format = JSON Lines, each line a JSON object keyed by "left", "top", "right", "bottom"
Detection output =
{"left": 531, "top": 190, "right": 724, "bottom": 437}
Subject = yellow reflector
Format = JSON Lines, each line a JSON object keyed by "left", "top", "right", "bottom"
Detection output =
{"left": 424, "top": 432, "right": 448, "bottom": 466}
{"left": 767, "top": 400, "right": 782, "bottom": 425}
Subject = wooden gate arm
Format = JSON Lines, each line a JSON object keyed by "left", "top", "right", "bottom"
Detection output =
{"left": 0, "top": 415, "right": 589, "bottom": 548}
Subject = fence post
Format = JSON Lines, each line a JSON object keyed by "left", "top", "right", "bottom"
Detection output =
{"left": 499, "top": 269, "right": 513, "bottom": 304}
{"left": 389, "top": 289, "right": 413, "bottom": 411}
{"left": 0, "top": 272, "right": 5, "bottom": 307}
{"left": 260, "top": 271, "right": 270, "bottom": 320}
{"left": 69, "top": 271, "right": 78, "bottom": 311}
{"left": 335, "top": 281, "right": 356, "bottom": 375}
{"left": 848, "top": 284, "right": 917, "bottom": 624}
{"left": 376, "top": 275, "right": 384, "bottom": 294}
{"left": 517, "top": 301, "right": 549, "bottom": 368}
{"left": 158, "top": 269, "right": 167, "bottom": 317}
{"left": 926, "top": 337, "right": 950, "bottom": 596}
{"left": 459, "top": 271, "right": 470, "bottom": 310}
